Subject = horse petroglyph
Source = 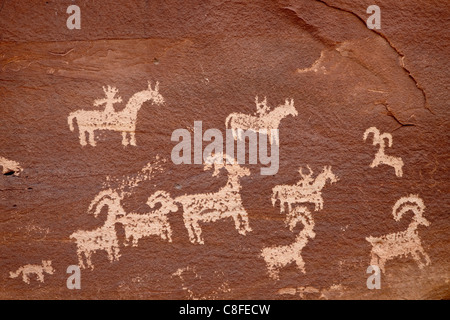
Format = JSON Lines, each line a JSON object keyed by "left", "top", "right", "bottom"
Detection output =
{"left": 0, "top": 156, "right": 22, "bottom": 176}
{"left": 366, "top": 195, "right": 431, "bottom": 272}
{"left": 68, "top": 81, "right": 164, "bottom": 146}
{"left": 364, "top": 127, "right": 404, "bottom": 177}
{"left": 173, "top": 153, "right": 252, "bottom": 245}
{"left": 272, "top": 166, "right": 339, "bottom": 213}
{"left": 225, "top": 96, "right": 297, "bottom": 145}
{"left": 9, "top": 260, "right": 55, "bottom": 284}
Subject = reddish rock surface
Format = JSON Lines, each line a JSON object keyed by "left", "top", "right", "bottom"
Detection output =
{"left": 0, "top": 0, "right": 448, "bottom": 299}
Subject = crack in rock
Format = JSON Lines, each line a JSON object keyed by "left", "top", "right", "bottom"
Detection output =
{"left": 314, "top": 0, "right": 432, "bottom": 114}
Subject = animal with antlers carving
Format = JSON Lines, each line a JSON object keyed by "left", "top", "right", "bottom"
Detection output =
{"left": 173, "top": 153, "right": 252, "bottom": 244}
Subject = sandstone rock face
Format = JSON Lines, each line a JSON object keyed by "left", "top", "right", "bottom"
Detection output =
{"left": 0, "top": 0, "right": 448, "bottom": 299}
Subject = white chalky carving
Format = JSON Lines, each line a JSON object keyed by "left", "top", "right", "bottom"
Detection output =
{"left": 225, "top": 96, "right": 297, "bottom": 144}
{"left": 261, "top": 207, "right": 315, "bottom": 279}
{"left": 70, "top": 190, "right": 126, "bottom": 269}
{"left": 68, "top": 81, "right": 164, "bottom": 146}
{"left": 364, "top": 127, "right": 404, "bottom": 177}
{"left": 118, "top": 191, "right": 178, "bottom": 246}
{"left": 173, "top": 153, "right": 252, "bottom": 245}
{"left": 366, "top": 195, "right": 431, "bottom": 272}
{"left": 272, "top": 166, "right": 338, "bottom": 212}
{"left": 0, "top": 156, "right": 22, "bottom": 176}
{"left": 9, "top": 260, "right": 54, "bottom": 284}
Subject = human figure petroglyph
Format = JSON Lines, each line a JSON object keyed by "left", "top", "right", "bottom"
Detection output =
{"left": 9, "top": 260, "right": 54, "bottom": 284}
{"left": 364, "top": 127, "right": 404, "bottom": 177}
{"left": 173, "top": 153, "right": 252, "bottom": 245}
{"left": 93, "top": 85, "right": 123, "bottom": 115}
{"left": 70, "top": 190, "right": 126, "bottom": 269}
{"left": 118, "top": 190, "right": 178, "bottom": 247}
{"left": 0, "top": 156, "right": 22, "bottom": 176}
{"left": 366, "top": 195, "right": 431, "bottom": 273}
{"left": 225, "top": 96, "right": 297, "bottom": 144}
{"left": 261, "top": 206, "right": 316, "bottom": 279}
{"left": 272, "top": 166, "right": 338, "bottom": 213}
{"left": 255, "top": 96, "right": 269, "bottom": 116}
{"left": 68, "top": 81, "right": 164, "bottom": 146}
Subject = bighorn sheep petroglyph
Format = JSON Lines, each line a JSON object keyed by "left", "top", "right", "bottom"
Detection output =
{"left": 70, "top": 190, "right": 126, "bottom": 269}
{"left": 118, "top": 190, "right": 178, "bottom": 246}
{"left": 261, "top": 207, "right": 315, "bottom": 279}
{"left": 174, "top": 153, "right": 252, "bottom": 244}
{"left": 364, "top": 127, "right": 404, "bottom": 177}
{"left": 366, "top": 195, "right": 431, "bottom": 272}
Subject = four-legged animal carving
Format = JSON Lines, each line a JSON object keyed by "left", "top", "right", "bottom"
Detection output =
{"left": 366, "top": 195, "right": 430, "bottom": 272}
{"left": 68, "top": 81, "right": 164, "bottom": 146}
{"left": 261, "top": 207, "right": 315, "bottom": 279}
{"left": 70, "top": 190, "right": 126, "bottom": 269}
{"left": 364, "top": 127, "right": 404, "bottom": 177}
{"left": 226, "top": 96, "right": 297, "bottom": 144}
{"left": 9, "top": 260, "right": 55, "bottom": 284}
{"left": 175, "top": 153, "right": 252, "bottom": 244}
{"left": 272, "top": 166, "right": 338, "bottom": 212}
{"left": 118, "top": 191, "right": 178, "bottom": 246}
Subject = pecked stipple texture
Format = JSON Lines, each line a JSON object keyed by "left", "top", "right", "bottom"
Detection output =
{"left": 0, "top": 0, "right": 448, "bottom": 299}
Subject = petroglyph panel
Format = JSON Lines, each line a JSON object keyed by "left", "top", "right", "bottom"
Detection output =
{"left": 1, "top": 0, "right": 448, "bottom": 300}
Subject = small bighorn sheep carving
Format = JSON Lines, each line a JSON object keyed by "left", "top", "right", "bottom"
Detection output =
{"left": 364, "top": 127, "right": 404, "bottom": 177}
{"left": 9, "top": 260, "right": 55, "bottom": 284}
{"left": 366, "top": 195, "right": 431, "bottom": 272}
{"left": 225, "top": 96, "right": 297, "bottom": 144}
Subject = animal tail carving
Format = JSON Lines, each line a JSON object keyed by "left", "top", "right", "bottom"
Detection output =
{"left": 9, "top": 270, "right": 20, "bottom": 279}
{"left": 68, "top": 112, "right": 77, "bottom": 132}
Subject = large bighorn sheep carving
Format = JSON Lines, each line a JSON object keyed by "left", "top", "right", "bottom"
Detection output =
{"left": 366, "top": 195, "right": 431, "bottom": 272}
